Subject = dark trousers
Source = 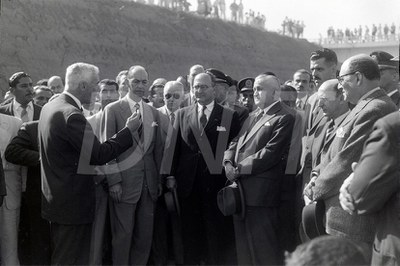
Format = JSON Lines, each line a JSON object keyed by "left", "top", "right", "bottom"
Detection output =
{"left": 180, "top": 183, "right": 236, "bottom": 265}
{"left": 234, "top": 206, "right": 282, "bottom": 265}
{"left": 50, "top": 222, "right": 91, "bottom": 265}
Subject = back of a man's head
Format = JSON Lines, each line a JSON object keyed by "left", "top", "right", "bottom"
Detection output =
{"left": 285, "top": 236, "right": 368, "bottom": 266}
{"left": 65, "top": 63, "right": 99, "bottom": 92}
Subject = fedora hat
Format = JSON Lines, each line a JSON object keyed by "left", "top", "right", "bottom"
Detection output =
{"left": 217, "top": 180, "right": 246, "bottom": 220}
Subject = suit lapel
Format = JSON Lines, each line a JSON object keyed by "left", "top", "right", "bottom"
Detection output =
{"left": 204, "top": 103, "right": 222, "bottom": 133}
{"left": 238, "top": 102, "right": 281, "bottom": 150}
{"left": 119, "top": 97, "right": 138, "bottom": 143}
{"left": 324, "top": 111, "right": 349, "bottom": 146}
{"left": 340, "top": 89, "right": 385, "bottom": 128}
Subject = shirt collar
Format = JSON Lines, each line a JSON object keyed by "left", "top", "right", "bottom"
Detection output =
{"left": 262, "top": 100, "right": 279, "bottom": 114}
{"left": 13, "top": 99, "right": 33, "bottom": 110}
{"left": 126, "top": 96, "right": 143, "bottom": 110}
{"left": 197, "top": 100, "right": 215, "bottom": 112}
{"left": 63, "top": 91, "right": 82, "bottom": 109}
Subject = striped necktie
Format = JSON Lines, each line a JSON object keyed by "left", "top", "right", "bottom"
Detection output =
{"left": 325, "top": 118, "right": 335, "bottom": 141}
{"left": 134, "top": 103, "right": 143, "bottom": 139}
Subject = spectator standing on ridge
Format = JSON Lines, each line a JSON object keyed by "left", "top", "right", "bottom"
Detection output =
{"left": 238, "top": 0, "right": 243, "bottom": 23}
{"left": 230, "top": 0, "right": 238, "bottom": 22}
{"left": 219, "top": 0, "right": 226, "bottom": 19}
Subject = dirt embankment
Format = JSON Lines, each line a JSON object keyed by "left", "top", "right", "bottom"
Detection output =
{"left": 0, "top": 0, "right": 320, "bottom": 98}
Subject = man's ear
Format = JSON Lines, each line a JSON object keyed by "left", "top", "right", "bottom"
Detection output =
{"left": 9, "top": 87, "right": 15, "bottom": 94}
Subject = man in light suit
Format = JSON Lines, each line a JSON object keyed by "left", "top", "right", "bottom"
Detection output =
{"left": 340, "top": 111, "right": 400, "bottom": 266}
{"left": 101, "top": 65, "right": 164, "bottom": 265}
{"left": 304, "top": 54, "right": 397, "bottom": 257}
{"left": 163, "top": 72, "right": 240, "bottom": 264}
{"left": 39, "top": 62, "right": 140, "bottom": 265}
{"left": 224, "top": 74, "right": 295, "bottom": 265}
{"left": 0, "top": 113, "right": 23, "bottom": 265}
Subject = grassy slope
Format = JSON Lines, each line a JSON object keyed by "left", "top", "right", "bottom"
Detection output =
{"left": 0, "top": 0, "right": 320, "bottom": 96}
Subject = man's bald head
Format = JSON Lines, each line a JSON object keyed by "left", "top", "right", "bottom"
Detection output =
{"left": 48, "top": 75, "right": 64, "bottom": 94}
{"left": 318, "top": 79, "right": 348, "bottom": 119}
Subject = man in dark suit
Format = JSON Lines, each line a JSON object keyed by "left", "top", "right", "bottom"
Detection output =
{"left": 304, "top": 54, "right": 397, "bottom": 257}
{"left": 223, "top": 74, "right": 295, "bottom": 265}
{"left": 5, "top": 121, "right": 51, "bottom": 265}
{"left": 101, "top": 65, "right": 164, "bottom": 265}
{"left": 370, "top": 50, "right": 400, "bottom": 108}
{"left": 163, "top": 72, "right": 240, "bottom": 264}
{"left": 340, "top": 111, "right": 400, "bottom": 266}
{"left": 39, "top": 62, "right": 141, "bottom": 265}
{"left": 0, "top": 72, "right": 41, "bottom": 121}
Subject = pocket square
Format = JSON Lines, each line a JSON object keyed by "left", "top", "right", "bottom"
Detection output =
{"left": 336, "top": 127, "right": 345, "bottom": 138}
{"left": 264, "top": 122, "right": 271, "bottom": 126}
{"left": 217, "top": 126, "right": 226, "bottom": 132}
{"left": 151, "top": 121, "right": 158, "bottom": 127}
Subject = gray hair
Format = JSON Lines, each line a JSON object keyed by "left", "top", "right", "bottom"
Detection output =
{"left": 65, "top": 62, "right": 99, "bottom": 91}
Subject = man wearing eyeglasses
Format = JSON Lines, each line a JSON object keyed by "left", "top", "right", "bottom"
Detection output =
{"left": 370, "top": 51, "right": 400, "bottom": 108}
{"left": 101, "top": 65, "right": 164, "bottom": 265}
{"left": 158, "top": 81, "right": 184, "bottom": 129}
{"left": 304, "top": 54, "right": 397, "bottom": 257}
{"left": 162, "top": 72, "right": 240, "bottom": 264}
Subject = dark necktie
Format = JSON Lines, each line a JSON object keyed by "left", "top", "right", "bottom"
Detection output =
{"left": 170, "top": 112, "right": 175, "bottom": 125}
{"left": 20, "top": 105, "right": 29, "bottom": 122}
{"left": 325, "top": 118, "right": 335, "bottom": 142}
{"left": 199, "top": 105, "right": 207, "bottom": 129}
{"left": 134, "top": 103, "right": 143, "bottom": 139}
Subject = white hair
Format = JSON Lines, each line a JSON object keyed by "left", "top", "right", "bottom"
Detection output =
{"left": 65, "top": 62, "right": 99, "bottom": 91}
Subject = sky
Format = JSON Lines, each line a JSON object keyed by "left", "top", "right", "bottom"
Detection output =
{"left": 188, "top": 0, "right": 400, "bottom": 41}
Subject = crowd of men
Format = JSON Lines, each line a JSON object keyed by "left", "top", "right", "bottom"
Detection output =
{"left": 324, "top": 23, "right": 399, "bottom": 44}
{"left": 0, "top": 47, "right": 399, "bottom": 266}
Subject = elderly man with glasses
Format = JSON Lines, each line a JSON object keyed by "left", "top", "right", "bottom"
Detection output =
{"left": 304, "top": 54, "right": 397, "bottom": 261}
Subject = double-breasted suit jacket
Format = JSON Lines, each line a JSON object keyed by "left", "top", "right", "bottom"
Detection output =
{"left": 312, "top": 88, "right": 397, "bottom": 243}
{"left": 224, "top": 101, "right": 295, "bottom": 207}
